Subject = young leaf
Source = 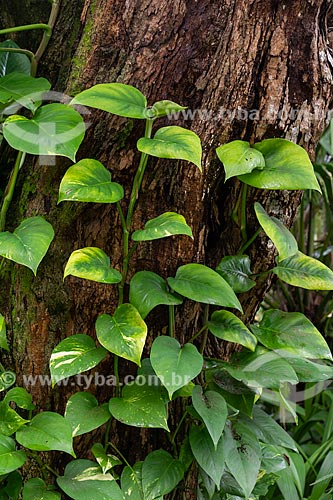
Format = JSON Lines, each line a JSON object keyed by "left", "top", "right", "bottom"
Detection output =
{"left": 142, "top": 450, "right": 184, "bottom": 500}
{"left": 96, "top": 304, "right": 147, "bottom": 366}
{"left": 189, "top": 426, "right": 225, "bottom": 487}
{"left": 273, "top": 251, "right": 333, "bottom": 290}
{"left": 207, "top": 310, "right": 257, "bottom": 351}
{"left": 216, "top": 255, "right": 256, "bottom": 293}
{"left": 129, "top": 271, "right": 182, "bottom": 319}
{"left": 3, "top": 104, "right": 85, "bottom": 161}
{"left": 109, "top": 381, "right": 169, "bottom": 430}
{"left": 238, "top": 138, "right": 321, "bottom": 191}
{"left": 57, "top": 459, "right": 124, "bottom": 500}
{"left": 16, "top": 412, "right": 74, "bottom": 455}
{"left": 0, "top": 72, "right": 50, "bottom": 112}
{"left": 92, "top": 443, "right": 122, "bottom": 474}
{"left": 167, "top": 263, "right": 242, "bottom": 311}
{"left": 137, "top": 126, "right": 202, "bottom": 170}
{"left": 0, "top": 401, "right": 28, "bottom": 436}
{"left": 50, "top": 334, "right": 107, "bottom": 386}
{"left": 0, "top": 434, "right": 26, "bottom": 475}
{"left": 216, "top": 140, "right": 265, "bottom": 180}
{"left": 192, "top": 386, "right": 227, "bottom": 449}
{"left": 22, "top": 478, "right": 61, "bottom": 500}
{"left": 71, "top": 82, "right": 147, "bottom": 119}
{"left": 0, "top": 314, "right": 9, "bottom": 351}
{"left": 0, "top": 40, "right": 31, "bottom": 77}
{"left": 149, "top": 100, "right": 187, "bottom": 118}
{"left": 150, "top": 336, "right": 203, "bottom": 399}
{"left": 58, "top": 159, "right": 124, "bottom": 204}
{"left": 132, "top": 212, "right": 193, "bottom": 241}
{"left": 254, "top": 202, "right": 298, "bottom": 260}
{"left": 4, "top": 387, "right": 35, "bottom": 410}
{"left": 251, "top": 309, "right": 332, "bottom": 360}
{"left": 0, "top": 216, "right": 54, "bottom": 275}
{"left": 64, "top": 247, "right": 122, "bottom": 284}
{"left": 64, "top": 392, "right": 111, "bottom": 437}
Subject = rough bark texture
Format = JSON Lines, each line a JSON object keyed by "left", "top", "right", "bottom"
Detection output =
{"left": 1, "top": 0, "right": 333, "bottom": 497}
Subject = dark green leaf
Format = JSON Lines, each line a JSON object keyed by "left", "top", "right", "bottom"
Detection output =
{"left": 287, "top": 358, "right": 333, "bottom": 382}
{"left": 4, "top": 387, "right": 35, "bottom": 410}
{"left": 216, "top": 140, "right": 265, "bottom": 180}
{"left": 64, "top": 247, "right": 122, "bottom": 284}
{"left": 121, "top": 463, "right": 144, "bottom": 500}
{"left": 192, "top": 386, "right": 227, "bottom": 449}
{"left": 132, "top": 212, "right": 193, "bottom": 241}
{"left": 142, "top": 450, "right": 184, "bottom": 500}
{"left": 0, "top": 401, "right": 28, "bottom": 436}
{"left": 0, "top": 314, "right": 9, "bottom": 351}
{"left": 207, "top": 310, "right": 257, "bottom": 351}
{"left": 0, "top": 370, "right": 16, "bottom": 392}
{"left": 0, "top": 434, "right": 26, "bottom": 475}
{"left": 0, "top": 40, "right": 30, "bottom": 77}
{"left": 92, "top": 443, "right": 122, "bottom": 474}
{"left": 189, "top": 426, "right": 225, "bottom": 487}
{"left": 22, "top": 478, "right": 61, "bottom": 500}
{"left": 65, "top": 392, "right": 110, "bottom": 437}
{"left": 216, "top": 255, "right": 256, "bottom": 293}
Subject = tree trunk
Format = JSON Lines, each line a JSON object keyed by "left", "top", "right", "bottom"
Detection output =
{"left": 1, "top": 0, "right": 332, "bottom": 496}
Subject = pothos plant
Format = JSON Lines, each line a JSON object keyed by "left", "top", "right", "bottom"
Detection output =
{"left": 1, "top": 42, "right": 333, "bottom": 500}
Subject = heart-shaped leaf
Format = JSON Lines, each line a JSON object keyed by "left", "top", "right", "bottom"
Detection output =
{"left": 109, "top": 381, "right": 169, "bottom": 430}
{"left": 192, "top": 386, "right": 227, "bottom": 449}
{"left": 0, "top": 216, "right": 54, "bottom": 275}
{"left": 216, "top": 255, "right": 256, "bottom": 293}
{"left": 0, "top": 40, "right": 31, "bottom": 77}
{"left": 216, "top": 140, "right": 265, "bottom": 181}
{"left": 58, "top": 159, "right": 124, "bottom": 204}
{"left": 4, "top": 387, "right": 35, "bottom": 410}
{"left": 238, "top": 139, "right": 321, "bottom": 191}
{"left": 65, "top": 392, "right": 111, "bottom": 437}
{"left": 167, "top": 263, "right": 242, "bottom": 311}
{"left": 0, "top": 401, "right": 28, "bottom": 436}
{"left": 96, "top": 304, "right": 147, "bottom": 366}
{"left": 0, "top": 72, "right": 50, "bottom": 112}
{"left": 92, "top": 443, "right": 122, "bottom": 474}
{"left": 22, "top": 478, "right": 61, "bottom": 500}
{"left": 129, "top": 271, "right": 182, "bottom": 319}
{"left": 251, "top": 309, "right": 332, "bottom": 360}
{"left": 150, "top": 336, "right": 203, "bottom": 399}
{"left": 273, "top": 251, "right": 333, "bottom": 290}
{"left": 208, "top": 310, "right": 257, "bottom": 351}
{"left": 16, "top": 412, "right": 74, "bottom": 455}
{"left": 71, "top": 82, "right": 147, "bottom": 119}
{"left": 254, "top": 202, "right": 298, "bottom": 260}
{"left": 142, "top": 450, "right": 184, "bottom": 500}
{"left": 137, "top": 126, "right": 202, "bottom": 170}
{"left": 132, "top": 212, "right": 193, "bottom": 241}
{"left": 64, "top": 247, "right": 122, "bottom": 284}
{"left": 57, "top": 460, "right": 124, "bottom": 500}
{"left": 50, "top": 334, "right": 107, "bottom": 386}
{"left": 3, "top": 104, "right": 85, "bottom": 161}
{"left": 189, "top": 426, "right": 225, "bottom": 487}
{"left": 0, "top": 434, "right": 26, "bottom": 475}
{"left": 149, "top": 100, "right": 187, "bottom": 118}
{"left": 0, "top": 314, "right": 9, "bottom": 351}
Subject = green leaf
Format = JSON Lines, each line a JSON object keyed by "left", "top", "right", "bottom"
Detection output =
{"left": 309, "top": 451, "right": 333, "bottom": 500}
{"left": 224, "top": 422, "right": 261, "bottom": 498}
{"left": 192, "top": 386, "right": 227, "bottom": 449}
{"left": 0, "top": 370, "right": 16, "bottom": 392}
{"left": 149, "top": 100, "right": 187, "bottom": 118}
{"left": 0, "top": 314, "right": 9, "bottom": 351}
{"left": 150, "top": 336, "right": 203, "bottom": 399}
{"left": 0, "top": 434, "right": 26, "bottom": 475}
{"left": 137, "top": 126, "right": 202, "bottom": 170}
{"left": 22, "top": 478, "right": 61, "bottom": 500}
{"left": 2, "top": 471, "right": 22, "bottom": 500}
{"left": 254, "top": 202, "right": 298, "bottom": 260}
{"left": 3, "top": 104, "right": 85, "bottom": 161}
{"left": 209, "top": 371, "right": 257, "bottom": 416}
{"left": 0, "top": 40, "right": 31, "bottom": 77}
{"left": 57, "top": 459, "right": 124, "bottom": 500}
{"left": 50, "top": 334, "right": 107, "bottom": 386}
{"left": 189, "top": 426, "right": 225, "bottom": 487}
{"left": 0, "top": 72, "right": 50, "bottom": 112}
{"left": 287, "top": 358, "right": 333, "bottom": 382}
{"left": 142, "top": 450, "right": 184, "bottom": 500}
{"left": 251, "top": 309, "right": 332, "bottom": 360}
{"left": 129, "top": 271, "right": 182, "bottom": 319}
{"left": 96, "top": 304, "right": 147, "bottom": 366}
{"left": 238, "top": 138, "right": 321, "bottom": 191}
{"left": 4, "top": 387, "right": 35, "bottom": 410}
{"left": 207, "top": 310, "right": 257, "bottom": 351}
{"left": 167, "top": 263, "right": 242, "bottom": 311}
{"left": 0, "top": 401, "right": 28, "bottom": 436}
{"left": 58, "top": 159, "right": 124, "bottom": 204}
{"left": 92, "top": 443, "right": 122, "bottom": 474}
{"left": 109, "top": 380, "right": 169, "bottom": 430}
{"left": 65, "top": 392, "right": 111, "bottom": 437}
{"left": 0, "top": 216, "right": 54, "bottom": 275}
{"left": 71, "top": 82, "right": 147, "bottom": 119}
{"left": 132, "top": 212, "right": 193, "bottom": 241}
{"left": 273, "top": 251, "right": 333, "bottom": 290}
{"left": 64, "top": 247, "right": 122, "bottom": 284}
{"left": 216, "top": 255, "right": 256, "bottom": 293}
{"left": 16, "top": 412, "right": 74, "bottom": 455}
{"left": 216, "top": 140, "right": 265, "bottom": 181}
{"left": 121, "top": 463, "right": 144, "bottom": 500}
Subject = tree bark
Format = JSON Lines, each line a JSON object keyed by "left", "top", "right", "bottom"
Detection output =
{"left": 1, "top": 0, "right": 332, "bottom": 496}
